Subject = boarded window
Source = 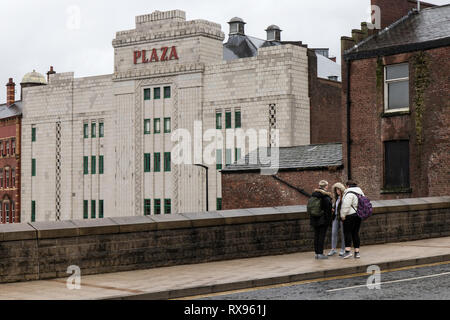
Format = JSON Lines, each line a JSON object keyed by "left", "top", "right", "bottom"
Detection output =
{"left": 384, "top": 140, "right": 410, "bottom": 189}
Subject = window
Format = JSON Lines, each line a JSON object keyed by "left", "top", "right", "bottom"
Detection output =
{"left": 11, "top": 168, "right": 15, "bottom": 187}
{"left": 32, "top": 159, "right": 36, "bottom": 177}
{"left": 154, "top": 153, "right": 161, "bottom": 172}
{"left": 225, "top": 111, "right": 232, "bottom": 129}
{"left": 217, "top": 198, "right": 222, "bottom": 211}
{"left": 31, "top": 201, "right": 36, "bottom": 222}
{"left": 385, "top": 63, "right": 409, "bottom": 111}
{"left": 91, "top": 200, "right": 96, "bottom": 219}
{"left": 164, "top": 86, "right": 171, "bottom": 99}
{"left": 154, "top": 118, "right": 161, "bottom": 134}
{"left": 83, "top": 200, "right": 88, "bottom": 219}
{"left": 6, "top": 141, "right": 9, "bottom": 155}
{"left": 235, "top": 148, "right": 242, "bottom": 162}
{"left": 83, "top": 123, "right": 89, "bottom": 138}
{"left": 0, "top": 142, "right": 2, "bottom": 156}
{"left": 164, "top": 199, "right": 171, "bottom": 214}
{"left": 91, "top": 156, "right": 96, "bottom": 174}
{"left": 144, "top": 88, "right": 151, "bottom": 101}
{"left": 216, "top": 149, "right": 222, "bottom": 170}
{"left": 144, "top": 119, "right": 151, "bottom": 134}
{"left": 83, "top": 156, "right": 89, "bottom": 175}
{"left": 144, "top": 199, "right": 151, "bottom": 216}
{"left": 144, "top": 153, "right": 151, "bottom": 172}
{"left": 226, "top": 149, "right": 232, "bottom": 165}
{"left": 99, "top": 156, "right": 104, "bottom": 174}
{"left": 5, "top": 168, "right": 9, "bottom": 188}
{"left": 154, "top": 87, "right": 161, "bottom": 100}
{"left": 99, "top": 122, "right": 104, "bottom": 138}
{"left": 99, "top": 200, "right": 104, "bottom": 218}
{"left": 11, "top": 202, "right": 15, "bottom": 223}
{"left": 0, "top": 169, "right": 3, "bottom": 188}
{"left": 5, "top": 203, "right": 9, "bottom": 223}
{"left": 235, "top": 111, "right": 241, "bottom": 128}
{"left": 11, "top": 139, "right": 15, "bottom": 155}
{"left": 384, "top": 140, "right": 410, "bottom": 189}
{"left": 154, "top": 199, "right": 161, "bottom": 215}
{"left": 216, "top": 112, "right": 222, "bottom": 129}
{"left": 164, "top": 152, "right": 171, "bottom": 172}
{"left": 32, "top": 127, "right": 37, "bottom": 142}
{"left": 91, "top": 123, "right": 96, "bottom": 138}
{"left": 164, "top": 118, "right": 171, "bottom": 133}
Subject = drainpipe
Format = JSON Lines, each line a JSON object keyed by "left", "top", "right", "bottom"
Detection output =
{"left": 346, "top": 59, "right": 352, "bottom": 181}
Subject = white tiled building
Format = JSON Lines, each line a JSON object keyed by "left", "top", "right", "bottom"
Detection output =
{"left": 20, "top": 10, "right": 340, "bottom": 221}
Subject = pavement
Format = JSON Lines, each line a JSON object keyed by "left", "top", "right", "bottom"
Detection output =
{"left": 0, "top": 236, "right": 449, "bottom": 300}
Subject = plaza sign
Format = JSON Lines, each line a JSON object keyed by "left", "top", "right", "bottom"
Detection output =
{"left": 133, "top": 46, "right": 179, "bottom": 64}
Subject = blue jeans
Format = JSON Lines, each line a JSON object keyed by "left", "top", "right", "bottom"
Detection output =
{"left": 331, "top": 215, "right": 345, "bottom": 251}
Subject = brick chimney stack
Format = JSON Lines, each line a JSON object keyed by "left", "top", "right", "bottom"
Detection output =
{"left": 6, "top": 78, "right": 15, "bottom": 107}
{"left": 47, "top": 66, "right": 56, "bottom": 82}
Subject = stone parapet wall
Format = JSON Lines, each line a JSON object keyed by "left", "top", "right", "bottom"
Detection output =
{"left": 1, "top": 196, "right": 449, "bottom": 283}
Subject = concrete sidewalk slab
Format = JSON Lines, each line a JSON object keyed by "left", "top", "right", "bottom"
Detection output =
{"left": 0, "top": 237, "right": 449, "bottom": 300}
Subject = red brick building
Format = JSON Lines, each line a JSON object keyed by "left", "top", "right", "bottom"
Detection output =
{"left": 222, "top": 144, "right": 344, "bottom": 209}
{"left": 0, "top": 79, "right": 22, "bottom": 223}
{"left": 341, "top": 0, "right": 450, "bottom": 200}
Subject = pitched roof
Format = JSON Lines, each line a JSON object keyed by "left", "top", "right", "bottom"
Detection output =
{"left": 0, "top": 101, "right": 22, "bottom": 120}
{"left": 221, "top": 143, "right": 343, "bottom": 173}
{"left": 345, "top": 4, "right": 450, "bottom": 60}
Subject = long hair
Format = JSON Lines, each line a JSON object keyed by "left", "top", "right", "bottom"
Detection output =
{"left": 331, "top": 182, "right": 346, "bottom": 203}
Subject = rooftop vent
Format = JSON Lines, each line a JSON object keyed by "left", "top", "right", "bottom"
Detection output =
{"left": 266, "top": 25, "right": 282, "bottom": 41}
{"left": 228, "top": 17, "right": 246, "bottom": 35}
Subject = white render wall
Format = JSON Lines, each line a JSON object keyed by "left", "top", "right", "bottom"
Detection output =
{"left": 20, "top": 10, "right": 311, "bottom": 221}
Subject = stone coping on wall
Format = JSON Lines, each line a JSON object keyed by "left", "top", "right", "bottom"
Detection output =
{"left": 1, "top": 196, "right": 449, "bottom": 242}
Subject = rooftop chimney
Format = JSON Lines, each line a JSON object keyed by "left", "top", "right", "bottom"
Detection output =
{"left": 47, "top": 66, "right": 56, "bottom": 82}
{"left": 266, "top": 25, "right": 282, "bottom": 41}
{"left": 6, "top": 78, "right": 15, "bottom": 107}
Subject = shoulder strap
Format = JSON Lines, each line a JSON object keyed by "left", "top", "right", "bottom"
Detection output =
{"left": 345, "top": 191, "right": 359, "bottom": 212}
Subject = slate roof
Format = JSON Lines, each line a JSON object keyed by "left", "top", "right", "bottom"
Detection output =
{"left": 222, "top": 143, "right": 343, "bottom": 173}
{"left": 345, "top": 4, "right": 450, "bottom": 60}
{"left": 0, "top": 101, "right": 22, "bottom": 120}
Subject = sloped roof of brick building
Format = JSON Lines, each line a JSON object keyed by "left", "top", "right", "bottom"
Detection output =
{"left": 0, "top": 102, "right": 22, "bottom": 120}
{"left": 345, "top": 4, "right": 450, "bottom": 60}
{"left": 222, "top": 143, "right": 343, "bottom": 173}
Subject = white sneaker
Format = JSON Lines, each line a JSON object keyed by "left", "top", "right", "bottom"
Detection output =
{"left": 342, "top": 251, "right": 353, "bottom": 259}
{"left": 327, "top": 249, "right": 337, "bottom": 256}
{"left": 339, "top": 250, "right": 345, "bottom": 257}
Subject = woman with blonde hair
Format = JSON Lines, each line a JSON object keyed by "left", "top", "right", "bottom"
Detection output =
{"left": 327, "top": 182, "right": 346, "bottom": 257}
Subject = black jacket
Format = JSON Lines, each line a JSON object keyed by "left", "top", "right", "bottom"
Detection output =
{"left": 309, "top": 189, "right": 333, "bottom": 227}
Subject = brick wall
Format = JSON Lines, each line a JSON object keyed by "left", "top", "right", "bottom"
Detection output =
{"left": 308, "top": 51, "right": 342, "bottom": 144}
{"left": 342, "top": 47, "right": 450, "bottom": 200}
{"left": 2, "top": 197, "right": 448, "bottom": 284}
{"left": 222, "top": 168, "right": 344, "bottom": 209}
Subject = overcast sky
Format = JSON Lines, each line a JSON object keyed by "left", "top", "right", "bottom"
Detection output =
{"left": 1, "top": 0, "right": 449, "bottom": 102}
